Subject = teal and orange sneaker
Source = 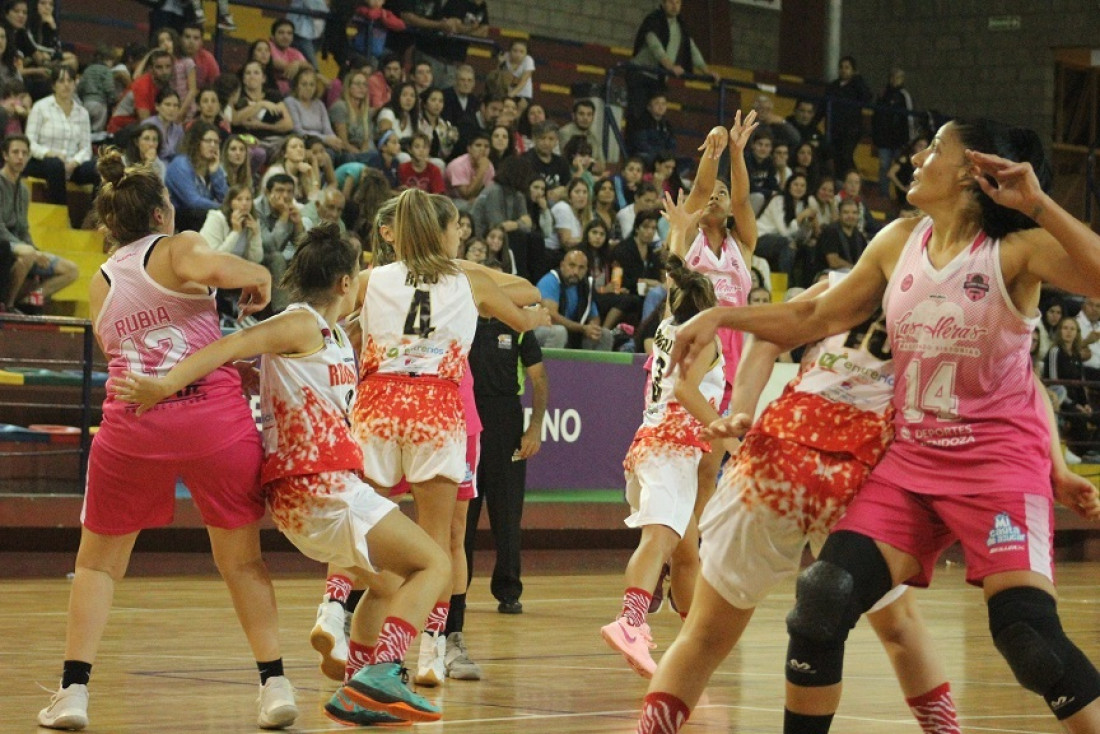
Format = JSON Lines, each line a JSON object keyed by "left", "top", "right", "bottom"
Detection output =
{"left": 324, "top": 689, "right": 409, "bottom": 727}
{"left": 342, "top": 662, "right": 441, "bottom": 723}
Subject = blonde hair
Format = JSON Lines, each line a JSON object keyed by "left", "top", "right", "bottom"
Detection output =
{"left": 392, "top": 189, "right": 459, "bottom": 281}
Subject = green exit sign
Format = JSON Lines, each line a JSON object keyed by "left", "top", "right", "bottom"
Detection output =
{"left": 988, "top": 15, "right": 1022, "bottom": 31}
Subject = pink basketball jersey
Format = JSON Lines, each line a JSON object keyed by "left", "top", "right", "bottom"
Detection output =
{"left": 259, "top": 304, "right": 363, "bottom": 485}
{"left": 684, "top": 230, "right": 752, "bottom": 384}
{"left": 96, "top": 235, "right": 256, "bottom": 459}
{"left": 874, "top": 217, "right": 1050, "bottom": 495}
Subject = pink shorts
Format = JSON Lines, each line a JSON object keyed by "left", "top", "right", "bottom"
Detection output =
{"left": 388, "top": 432, "right": 480, "bottom": 501}
{"left": 82, "top": 430, "right": 264, "bottom": 535}
{"left": 834, "top": 476, "right": 1054, "bottom": 587}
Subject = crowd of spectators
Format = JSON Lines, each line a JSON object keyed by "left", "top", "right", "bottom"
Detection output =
{"left": 0, "top": 0, "right": 1093, "bottom": 416}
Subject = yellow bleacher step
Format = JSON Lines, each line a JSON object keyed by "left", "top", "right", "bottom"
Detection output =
{"left": 770, "top": 271, "right": 788, "bottom": 299}
{"left": 28, "top": 201, "right": 70, "bottom": 232}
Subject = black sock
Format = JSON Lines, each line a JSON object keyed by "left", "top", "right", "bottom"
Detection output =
{"left": 345, "top": 589, "right": 364, "bottom": 613}
{"left": 784, "top": 710, "right": 834, "bottom": 734}
{"left": 444, "top": 593, "right": 466, "bottom": 635}
{"left": 61, "top": 660, "right": 92, "bottom": 688}
{"left": 257, "top": 658, "right": 284, "bottom": 685}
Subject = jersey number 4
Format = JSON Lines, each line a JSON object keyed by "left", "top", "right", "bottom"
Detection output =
{"left": 903, "top": 360, "right": 959, "bottom": 422}
{"left": 404, "top": 289, "right": 435, "bottom": 337}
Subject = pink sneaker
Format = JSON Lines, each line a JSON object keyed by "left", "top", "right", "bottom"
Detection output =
{"left": 600, "top": 618, "right": 657, "bottom": 677}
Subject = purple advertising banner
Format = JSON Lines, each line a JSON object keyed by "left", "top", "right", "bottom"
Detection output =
{"left": 519, "top": 351, "right": 647, "bottom": 490}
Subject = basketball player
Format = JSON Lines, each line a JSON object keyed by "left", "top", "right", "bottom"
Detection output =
{"left": 111, "top": 223, "right": 451, "bottom": 727}
{"left": 348, "top": 189, "right": 549, "bottom": 691}
{"left": 670, "top": 118, "right": 1100, "bottom": 733}
{"left": 601, "top": 255, "right": 727, "bottom": 677}
{"left": 37, "top": 149, "right": 297, "bottom": 731}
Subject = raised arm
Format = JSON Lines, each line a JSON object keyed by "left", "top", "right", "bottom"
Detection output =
{"left": 974, "top": 151, "right": 1100, "bottom": 299}
{"left": 670, "top": 220, "right": 910, "bottom": 373}
{"left": 682, "top": 125, "right": 728, "bottom": 214}
{"left": 110, "top": 309, "right": 320, "bottom": 414}
{"left": 728, "top": 110, "right": 759, "bottom": 251}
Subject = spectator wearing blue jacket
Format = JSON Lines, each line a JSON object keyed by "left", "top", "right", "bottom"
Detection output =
{"left": 166, "top": 121, "right": 227, "bottom": 231}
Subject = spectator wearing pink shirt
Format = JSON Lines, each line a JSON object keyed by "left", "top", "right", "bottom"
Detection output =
{"left": 268, "top": 19, "right": 311, "bottom": 97}
{"left": 445, "top": 131, "right": 494, "bottom": 211}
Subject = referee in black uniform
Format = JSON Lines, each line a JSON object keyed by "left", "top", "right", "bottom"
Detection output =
{"left": 464, "top": 314, "right": 549, "bottom": 614}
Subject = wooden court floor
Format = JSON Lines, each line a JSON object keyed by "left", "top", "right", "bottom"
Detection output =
{"left": 4, "top": 561, "right": 1099, "bottom": 733}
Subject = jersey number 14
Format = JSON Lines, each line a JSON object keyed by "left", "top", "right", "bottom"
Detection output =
{"left": 903, "top": 360, "right": 959, "bottom": 422}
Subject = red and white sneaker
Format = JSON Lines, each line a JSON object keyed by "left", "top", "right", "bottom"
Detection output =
{"left": 600, "top": 618, "right": 657, "bottom": 677}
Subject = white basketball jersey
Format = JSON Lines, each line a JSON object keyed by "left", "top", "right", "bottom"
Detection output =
{"left": 259, "top": 303, "right": 363, "bottom": 484}
{"left": 794, "top": 271, "right": 894, "bottom": 415}
{"left": 360, "top": 262, "right": 479, "bottom": 383}
{"left": 634, "top": 317, "right": 725, "bottom": 449}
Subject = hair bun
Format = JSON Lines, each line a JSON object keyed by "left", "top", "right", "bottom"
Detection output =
{"left": 96, "top": 149, "right": 126, "bottom": 187}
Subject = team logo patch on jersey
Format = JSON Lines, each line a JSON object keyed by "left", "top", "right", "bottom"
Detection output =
{"left": 986, "top": 511, "right": 1026, "bottom": 552}
{"left": 963, "top": 272, "right": 990, "bottom": 302}
{"left": 900, "top": 274, "right": 914, "bottom": 292}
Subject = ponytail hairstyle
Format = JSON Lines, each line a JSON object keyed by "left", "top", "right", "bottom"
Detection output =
{"left": 952, "top": 118, "right": 1052, "bottom": 239}
{"left": 392, "top": 189, "right": 460, "bottom": 281}
{"left": 371, "top": 196, "right": 398, "bottom": 266}
{"left": 666, "top": 253, "right": 716, "bottom": 325}
{"left": 281, "top": 221, "right": 359, "bottom": 304}
{"left": 94, "top": 147, "right": 167, "bottom": 253}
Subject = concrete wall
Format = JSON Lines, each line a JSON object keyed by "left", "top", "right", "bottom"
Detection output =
{"left": 489, "top": 0, "right": 1099, "bottom": 141}
{"left": 831, "top": 0, "right": 1099, "bottom": 141}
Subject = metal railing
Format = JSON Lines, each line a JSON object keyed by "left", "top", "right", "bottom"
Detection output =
{"left": 0, "top": 314, "right": 97, "bottom": 489}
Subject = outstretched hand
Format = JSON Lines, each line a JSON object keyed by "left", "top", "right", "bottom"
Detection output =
{"left": 697, "top": 126, "right": 729, "bottom": 161}
{"left": 108, "top": 371, "right": 171, "bottom": 416}
{"left": 967, "top": 149, "right": 1045, "bottom": 218}
{"left": 1053, "top": 468, "right": 1100, "bottom": 522}
{"left": 661, "top": 190, "right": 706, "bottom": 234}
{"left": 728, "top": 109, "right": 759, "bottom": 154}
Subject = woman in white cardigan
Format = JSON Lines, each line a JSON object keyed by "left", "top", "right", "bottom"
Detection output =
{"left": 200, "top": 183, "right": 263, "bottom": 263}
{"left": 754, "top": 172, "right": 814, "bottom": 277}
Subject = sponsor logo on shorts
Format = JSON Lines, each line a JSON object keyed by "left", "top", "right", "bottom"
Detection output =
{"left": 986, "top": 511, "right": 1026, "bottom": 553}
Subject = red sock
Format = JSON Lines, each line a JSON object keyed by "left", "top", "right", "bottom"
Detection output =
{"left": 906, "top": 682, "right": 960, "bottom": 734}
{"left": 324, "top": 574, "right": 353, "bottom": 604}
{"left": 637, "top": 691, "right": 690, "bottom": 734}
{"left": 424, "top": 601, "right": 450, "bottom": 636}
{"left": 344, "top": 640, "right": 374, "bottom": 682}
{"left": 620, "top": 587, "right": 653, "bottom": 628}
{"left": 373, "top": 617, "right": 417, "bottom": 664}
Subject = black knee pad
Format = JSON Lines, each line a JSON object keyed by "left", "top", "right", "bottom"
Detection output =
{"left": 786, "top": 531, "right": 893, "bottom": 644}
{"left": 988, "top": 586, "right": 1100, "bottom": 719}
{"left": 784, "top": 531, "right": 893, "bottom": 687}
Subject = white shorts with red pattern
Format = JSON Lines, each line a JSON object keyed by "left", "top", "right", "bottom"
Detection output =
{"left": 387, "top": 432, "right": 480, "bottom": 501}
{"left": 266, "top": 470, "right": 399, "bottom": 572}
{"left": 623, "top": 439, "right": 702, "bottom": 538}
{"left": 351, "top": 375, "right": 466, "bottom": 486}
{"left": 699, "top": 432, "right": 871, "bottom": 609}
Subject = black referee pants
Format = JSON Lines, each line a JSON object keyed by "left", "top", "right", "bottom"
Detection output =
{"left": 464, "top": 396, "right": 526, "bottom": 603}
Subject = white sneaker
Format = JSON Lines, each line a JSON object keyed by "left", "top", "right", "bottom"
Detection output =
{"left": 413, "top": 632, "right": 446, "bottom": 687}
{"left": 310, "top": 600, "right": 349, "bottom": 681}
{"left": 37, "top": 683, "right": 89, "bottom": 730}
{"left": 217, "top": 13, "right": 237, "bottom": 30}
{"left": 1066, "top": 448, "right": 1083, "bottom": 465}
{"left": 256, "top": 676, "right": 298, "bottom": 729}
{"left": 445, "top": 631, "right": 482, "bottom": 680}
